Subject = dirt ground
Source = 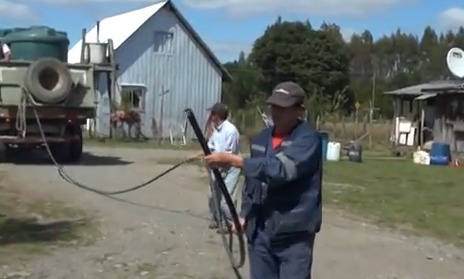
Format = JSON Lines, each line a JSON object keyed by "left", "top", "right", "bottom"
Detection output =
{"left": 1, "top": 146, "right": 464, "bottom": 279}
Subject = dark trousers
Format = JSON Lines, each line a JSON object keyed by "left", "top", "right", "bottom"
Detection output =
{"left": 248, "top": 231, "right": 315, "bottom": 279}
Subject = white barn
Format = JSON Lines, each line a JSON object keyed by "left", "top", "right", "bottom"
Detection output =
{"left": 68, "top": 0, "right": 230, "bottom": 138}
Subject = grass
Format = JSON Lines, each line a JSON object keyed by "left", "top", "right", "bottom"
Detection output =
{"left": 83, "top": 136, "right": 252, "bottom": 154}
{"left": 324, "top": 158, "right": 464, "bottom": 246}
{"left": 0, "top": 172, "right": 99, "bottom": 265}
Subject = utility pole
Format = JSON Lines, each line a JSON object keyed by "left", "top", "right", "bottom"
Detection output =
{"left": 369, "top": 60, "right": 377, "bottom": 149}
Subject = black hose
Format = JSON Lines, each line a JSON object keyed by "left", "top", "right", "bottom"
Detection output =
{"left": 184, "top": 108, "right": 246, "bottom": 270}
{"left": 28, "top": 94, "right": 194, "bottom": 196}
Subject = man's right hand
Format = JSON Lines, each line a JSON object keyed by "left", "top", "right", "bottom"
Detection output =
{"left": 231, "top": 217, "right": 246, "bottom": 234}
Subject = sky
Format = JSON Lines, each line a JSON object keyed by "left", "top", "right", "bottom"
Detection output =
{"left": 0, "top": 0, "right": 463, "bottom": 62}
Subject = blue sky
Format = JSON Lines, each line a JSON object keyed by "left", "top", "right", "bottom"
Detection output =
{"left": 0, "top": 0, "right": 463, "bottom": 62}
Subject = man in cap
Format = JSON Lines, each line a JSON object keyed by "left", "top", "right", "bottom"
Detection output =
{"left": 204, "top": 81, "right": 323, "bottom": 279}
{"left": 204, "top": 102, "right": 241, "bottom": 232}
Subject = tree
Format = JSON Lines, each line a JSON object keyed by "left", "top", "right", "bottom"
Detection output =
{"left": 222, "top": 51, "right": 262, "bottom": 110}
{"left": 222, "top": 19, "right": 463, "bottom": 118}
{"left": 249, "top": 19, "right": 350, "bottom": 109}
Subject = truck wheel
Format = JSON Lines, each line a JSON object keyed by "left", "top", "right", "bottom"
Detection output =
{"left": 0, "top": 140, "right": 7, "bottom": 163}
{"left": 67, "top": 126, "right": 83, "bottom": 163}
{"left": 48, "top": 125, "right": 83, "bottom": 164}
{"left": 25, "top": 58, "right": 73, "bottom": 104}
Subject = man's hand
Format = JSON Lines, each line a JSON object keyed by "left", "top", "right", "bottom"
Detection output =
{"left": 204, "top": 152, "right": 244, "bottom": 168}
{"left": 230, "top": 217, "right": 246, "bottom": 234}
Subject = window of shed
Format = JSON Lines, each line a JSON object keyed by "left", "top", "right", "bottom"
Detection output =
{"left": 154, "top": 32, "right": 174, "bottom": 53}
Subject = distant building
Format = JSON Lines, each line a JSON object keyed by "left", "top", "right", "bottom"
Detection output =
{"left": 68, "top": 0, "right": 230, "bottom": 138}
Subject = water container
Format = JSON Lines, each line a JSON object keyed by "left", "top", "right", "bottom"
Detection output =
{"left": 326, "top": 141, "right": 341, "bottom": 161}
{"left": 4, "top": 26, "right": 69, "bottom": 62}
{"left": 85, "top": 42, "right": 107, "bottom": 64}
{"left": 413, "top": 150, "right": 430, "bottom": 165}
{"left": 319, "top": 131, "right": 329, "bottom": 161}
{"left": 347, "top": 141, "right": 363, "bottom": 163}
{"left": 429, "top": 142, "right": 451, "bottom": 166}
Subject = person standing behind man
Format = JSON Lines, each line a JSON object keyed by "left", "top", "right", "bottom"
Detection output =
{"left": 205, "top": 102, "right": 241, "bottom": 232}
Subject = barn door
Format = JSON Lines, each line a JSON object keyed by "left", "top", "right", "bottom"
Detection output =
{"left": 153, "top": 31, "right": 174, "bottom": 139}
{"left": 120, "top": 85, "right": 147, "bottom": 139}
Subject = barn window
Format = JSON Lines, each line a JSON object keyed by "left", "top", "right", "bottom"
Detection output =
{"left": 120, "top": 85, "right": 146, "bottom": 111}
{"left": 154, "top": 31, "right": 174, "bottom": 53}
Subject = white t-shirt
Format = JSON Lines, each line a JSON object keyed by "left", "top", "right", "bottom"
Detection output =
{"left": 2, "top": 44, "right": 10, "bottom": 54}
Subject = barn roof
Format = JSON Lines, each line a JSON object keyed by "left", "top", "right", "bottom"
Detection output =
{"left": 383, "top": 80, "right": 464, "bottom": 96}
{"left": 67, "top": 0, "right": 231, "bottom": 80}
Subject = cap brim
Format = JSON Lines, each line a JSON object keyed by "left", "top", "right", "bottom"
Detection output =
{"left": 265, "top": 94, "right": 296, "bottom": 108}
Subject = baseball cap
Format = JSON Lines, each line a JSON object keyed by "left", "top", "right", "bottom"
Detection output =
{"left": 266, "top": 81, "right": 305, "bottom": 108}
{"left": 207, "top": 102, "right": 229, "bottom": 115}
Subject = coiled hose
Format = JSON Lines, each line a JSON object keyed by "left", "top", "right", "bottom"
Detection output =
{"left": 25, "top": 92, "right": 245, "bottom": 276}
{"left": 184, "top": 108, "right": 246, "bottom": 271}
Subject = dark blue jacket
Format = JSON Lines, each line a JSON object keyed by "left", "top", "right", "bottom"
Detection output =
{"left": 240, "top": 120, "right": 322, "bottom": 240}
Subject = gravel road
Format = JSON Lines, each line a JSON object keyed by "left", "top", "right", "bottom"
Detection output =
{"left": 1, "top": 146, "right": 464, "bottom": 279}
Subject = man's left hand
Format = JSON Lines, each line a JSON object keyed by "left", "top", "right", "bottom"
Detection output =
{"left": 204, "top": 152, "right": 243, "bottom": 168}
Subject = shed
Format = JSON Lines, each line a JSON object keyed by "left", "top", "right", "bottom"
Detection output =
{"left": 68, "top": 0, "right": 231, "bottom": 139}
{"left": 384, "top": 80, "right": 464, "bottom": 152}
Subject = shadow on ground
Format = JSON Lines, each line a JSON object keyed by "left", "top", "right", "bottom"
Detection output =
{"left": 0, "top": 216, "right": 87, "bottom": 245}
{"left": 6, "top": 150, "right": 133, "bottom": 166}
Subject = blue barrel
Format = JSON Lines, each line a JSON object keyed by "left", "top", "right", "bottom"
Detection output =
{"left": 347, "top": 141, "right": 363, "bottom": 163}
{"left": 429, "top": 142, "right": 451, "bottom": 166}
{"left": 320, "top": 131, "right": 329, "bottom": 161}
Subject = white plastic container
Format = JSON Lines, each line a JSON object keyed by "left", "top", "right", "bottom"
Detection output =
{"left": 326, "top": 141, "right": 341, "bottom": 161}
{"left": 85, "top": 42, "right": 107, "bottom": 64}
{"left": 413, "top": 150, "right": 430, "bottom": 165}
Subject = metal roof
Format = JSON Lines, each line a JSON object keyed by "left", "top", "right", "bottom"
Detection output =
{"left": 420, "top": 80, "right": 464, "bottom": 92}
{"left": 383, "top": 80, "right": 464, "bottom": 96}
{"left": 67, "top": 0, "right": 231, "bottom": 80}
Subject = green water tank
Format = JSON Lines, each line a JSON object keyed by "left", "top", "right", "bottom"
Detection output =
{"left": 3, "top": 26, "right": 69, "bottom": 62}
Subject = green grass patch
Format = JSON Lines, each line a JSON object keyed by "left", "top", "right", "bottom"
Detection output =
{"left": 324, "top": 159, "right": 464, "bottom": 246}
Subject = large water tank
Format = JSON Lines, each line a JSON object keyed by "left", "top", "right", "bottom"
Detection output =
{"left": 3, "top": 26, "right": 69, "bottom": 62}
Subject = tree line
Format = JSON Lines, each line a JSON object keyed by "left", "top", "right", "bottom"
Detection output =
{"left": 222, "top": 17, "right": 464, "bottom": 120}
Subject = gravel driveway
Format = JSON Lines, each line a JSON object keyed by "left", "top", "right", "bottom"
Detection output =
{"left": 1, "top": 146, "right": 463, "bottom": 279}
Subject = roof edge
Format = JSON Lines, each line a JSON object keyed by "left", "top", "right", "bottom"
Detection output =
{"left": 166, "top": 0, "right": 232, "bottom": 82}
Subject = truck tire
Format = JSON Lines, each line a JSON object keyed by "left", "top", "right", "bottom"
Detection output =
{"left": 67, "top": 125, "right": 83, "bottom": 163}
{"left": 48, "top": 125, "right": 83, "bottom": 164}
{"left": 0, "top": 140, "right": 7, "bottom": 163}
{"left": 25, "top": 58, "right": 73, "bottom": 104}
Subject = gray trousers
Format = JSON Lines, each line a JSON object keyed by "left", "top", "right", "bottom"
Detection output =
{"left": 208, "top": 166, "right": 241, "bottom": 226}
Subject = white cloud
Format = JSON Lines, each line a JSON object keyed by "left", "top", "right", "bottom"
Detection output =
{"left": 0, "top": 0, "right": 35, "bottom": 19}
{"left": 439, "top": 7, "right": 464, "bottom": 30}
{"left": 183, "top": 0, "right": 409, "bottom": 17}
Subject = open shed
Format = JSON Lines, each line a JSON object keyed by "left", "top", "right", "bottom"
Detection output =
{"left": 384, "top": 80, "right": 464, "bottom": 153}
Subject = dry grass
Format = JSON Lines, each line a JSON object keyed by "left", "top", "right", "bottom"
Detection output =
{"left": 321, "top": 121, "right": 392, "bottom": 145}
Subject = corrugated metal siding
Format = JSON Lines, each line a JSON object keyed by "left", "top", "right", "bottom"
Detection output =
{"left": 95, "top": 6, "right": 222, "bottom": 138}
